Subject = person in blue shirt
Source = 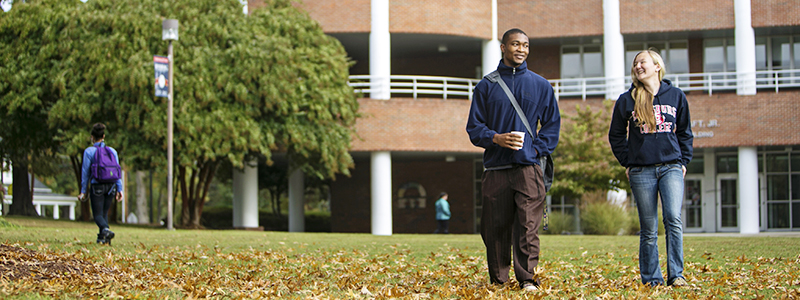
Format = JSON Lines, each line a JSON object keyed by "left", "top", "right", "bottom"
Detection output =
{"left": 78, "top": 123, "right": 124, "bottom": 245}
{"left": 434, "top": 192, "right": 451, "bottom": 234}
{"left": 608, "top": 49, "right": 693, "bottom": 287}
{"left": 466, "top": 28, "right": 561, "bottom": 292}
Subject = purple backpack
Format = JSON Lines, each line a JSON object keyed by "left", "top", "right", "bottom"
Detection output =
{"left": 91, "top": 146, "right": 122, "bottom": 183}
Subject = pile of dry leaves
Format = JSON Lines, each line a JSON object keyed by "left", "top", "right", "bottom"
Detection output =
{"left": 2, "top": 242, "right": 799, "bottom": 299}
{"left": 0, "top": 244, "right": 120, "bottom": 281}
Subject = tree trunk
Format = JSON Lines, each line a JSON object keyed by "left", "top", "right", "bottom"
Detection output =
{"left": 70, "top": 153, "right": 92, "bottom": 222}
{"left": 178, "top": 161, "right": 219, "bottom": 229}
{"left": 190, "top": 161, "right": 217, "bottom": 228}
{"left": 135, "top": 170, "right": 149, "bottom": 224}
{"left": 271, "top": 190, "right": 281, "bottom": 217}
{"left": 1, "top": 159, "right": 5, "bottom": 215}
{"left": 179, "top": 166, "right": 190, "bottom": 226}
{"left": 8, "top": 156, "right": 38, "bottom": 216}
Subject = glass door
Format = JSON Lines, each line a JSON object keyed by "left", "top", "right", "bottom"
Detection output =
{"left": 683, "top": 176, "right": 703, "bottom": 232}
{"left": 717, "top": 174, "right": 739, "bottom": 231}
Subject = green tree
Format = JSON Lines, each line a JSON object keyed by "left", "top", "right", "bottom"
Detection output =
{"left": 0, "top": 0, "right": 74, "bottom": 216}
{"left": 550, "top": 101, "right": 628, "bottom": 199}
{"left": 2, "top": 0, "right": 359, "bottom": 228}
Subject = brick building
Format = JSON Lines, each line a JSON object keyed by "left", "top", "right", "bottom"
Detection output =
{"left": 282, "top": 0, "right": 800, "bottom": 234}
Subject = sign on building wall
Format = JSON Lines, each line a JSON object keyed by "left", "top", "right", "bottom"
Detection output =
{"left": 154, "top": 56, "right": 169, "bottom": 98}
{"left": 692, "top": 119, "right": 719, "bottom": 138}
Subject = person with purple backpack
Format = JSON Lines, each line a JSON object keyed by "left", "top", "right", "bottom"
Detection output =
{"left": 78, "top": 123, "right": 124, "bottom": 245}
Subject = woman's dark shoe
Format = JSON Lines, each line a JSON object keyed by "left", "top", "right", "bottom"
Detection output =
{"left": 101, "top": 228, "right": 115, "bottom": 245}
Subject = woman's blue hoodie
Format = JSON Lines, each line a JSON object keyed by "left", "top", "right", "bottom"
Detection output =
{"left": 608, "top": 79, "right": 693, "bottom": 168}
{"left": 466, "top": 61, "right": 561, "bottom": 168}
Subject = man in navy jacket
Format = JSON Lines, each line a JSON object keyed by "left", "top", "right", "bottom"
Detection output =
{"left": 466, "top": 28, "right": 560, "bottom": 292}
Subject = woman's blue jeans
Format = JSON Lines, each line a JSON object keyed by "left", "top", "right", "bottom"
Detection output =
{"left": 629, "top": 163, "right": 685, "bottom": 286}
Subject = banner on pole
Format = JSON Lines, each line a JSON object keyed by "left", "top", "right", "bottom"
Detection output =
{"left": 154, "top": 55, "right": 169, "bottom": 98}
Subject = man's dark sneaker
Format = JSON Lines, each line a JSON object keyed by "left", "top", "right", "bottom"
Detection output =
{"left": 101, "top": 228, "right": 115, "bottom": 245}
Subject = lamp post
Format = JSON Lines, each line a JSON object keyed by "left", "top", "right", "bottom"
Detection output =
{"left": 162, "top": 19, "right": 178, "bottom": 230}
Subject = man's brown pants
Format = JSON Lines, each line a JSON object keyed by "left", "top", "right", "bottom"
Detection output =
{"left": 480, "top": 164, "right": 546, "bottom": 286}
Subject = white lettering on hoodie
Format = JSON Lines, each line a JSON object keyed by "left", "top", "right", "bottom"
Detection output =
{"left": 631, "top": 105, "right": 677, "bottom": 134}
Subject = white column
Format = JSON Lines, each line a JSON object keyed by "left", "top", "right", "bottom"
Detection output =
{"left": 734, "top": 0, "right": 756, "bottom": 95}
{"left": 738, "top": 147, "right": 759, "bottom": 234}
{"left": 603, "top": 0, "right": 626, "bottom": 100}
{"left": 53, "top": 205, "right": 60, "bottom": 219}
{"left": 370, "top": 0, "right": 391, "bottom": 100}
{"left": 481, "top": 0, "right": 501, "bottom": 77}
{"left": 232, "top": 161, "right": 259, "bottom": 228}
{"left": 371, "top": 151, "right": 392, "bottom": 236}
{"left": 69, "top": 204, "right": 76, "bottom": 220}
{"left": 288, "top": 168, "right": 305, "bottom": 232}
{"left": 239, "top": 0, "right": 248, "bottom": 15}
{"left": 702, "top": 149, "right": 716, "bottom": 233}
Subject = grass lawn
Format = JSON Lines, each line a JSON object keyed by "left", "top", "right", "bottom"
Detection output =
{"left": 1, "top": 216, "right": 799, "bottom": 299}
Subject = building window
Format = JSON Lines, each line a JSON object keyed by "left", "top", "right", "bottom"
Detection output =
{"left": 560, "top": 44, "right": 604, "bottom": 96}
{"left": 795, "top": 37, "right": 800, "bottom": 71}
{"left": 561, "top": 44, "right": 604, "bottom": 79}
{"left": 756, "top": 37, "right": 767, "bottom": 71}
{"left": 755, "top": 35, "right": 800, "bottom": 84}
{"left": 685, "top": 179, "right": 702, "bottom": 228}
{"left": 717, "top": 155, "right": 738, "bottom": 173}
{"left": 756, "top": 36, "right": 800, "bottom": 71}
{"left": 704, "top": 38, "right": 736, "bottom": 87}
{"left": 683, "top": 155, "right": 704, "bottom": 229}
{"left": 704, "top": 38, "right": 736, "bottom": 72}
{"left": 625, "top": 41, "right": 689, "bottom": 74}
{"left": 764, "top": 150, "right": 800, "bottom": 229}
{"left": 771, "top": 37, "right": 792, "bottom": 70}
{"left": 686, "top": 156, "right": 704, "bottom": 174}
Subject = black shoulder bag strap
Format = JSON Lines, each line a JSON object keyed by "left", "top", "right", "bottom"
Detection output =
{"left": 485, "top": 70, "right": 552, "bottom": 229}
{"left": 485, "top": 71, "right": 536, "bottom": 142}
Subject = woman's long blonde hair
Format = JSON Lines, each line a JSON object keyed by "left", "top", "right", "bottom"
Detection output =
{"left": 630, "top": 49, "right": 666, "bottom": 133}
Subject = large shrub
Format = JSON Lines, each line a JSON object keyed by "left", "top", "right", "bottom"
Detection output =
{"left": 581, "top": 201, "right": 629, "bottom": 235}
{"left": 579, "top": 191, "right": 630, "bottom": 235}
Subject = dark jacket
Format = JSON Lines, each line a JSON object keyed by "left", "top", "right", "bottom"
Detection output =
{"left": 466, "top": 61, "right": 561, "bottom": 168}
{"left": 608, "top": 79, "right": 693, "bottom": 167}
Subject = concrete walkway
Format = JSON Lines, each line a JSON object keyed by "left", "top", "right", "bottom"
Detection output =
{"left": 684, "top": 231, "right": 800, "bottom": 238}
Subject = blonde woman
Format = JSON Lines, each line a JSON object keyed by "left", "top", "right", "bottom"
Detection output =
{"left": 608, "top": 50, "right": 693, "bottom": 287}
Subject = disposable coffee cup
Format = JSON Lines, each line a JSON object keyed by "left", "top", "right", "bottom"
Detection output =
{"left": 510, "top": 131, "right": 525, "bottom": 150}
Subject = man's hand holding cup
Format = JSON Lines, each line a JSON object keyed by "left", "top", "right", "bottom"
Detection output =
{"left": 493, "top": 131, "right": 525, "bottom": 150}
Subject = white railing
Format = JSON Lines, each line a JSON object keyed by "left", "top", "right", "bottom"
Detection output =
{"left": 349, "top": 75, "right": 480, "bottom": 100}
{"left": 672, "top": 70, "right": 800, "bottom": 94}
{"left": 349, "top": 69, "right": 800, "bottom": 100}
{"left": 551, "top": 76, "right": 611, "bottom": 100}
